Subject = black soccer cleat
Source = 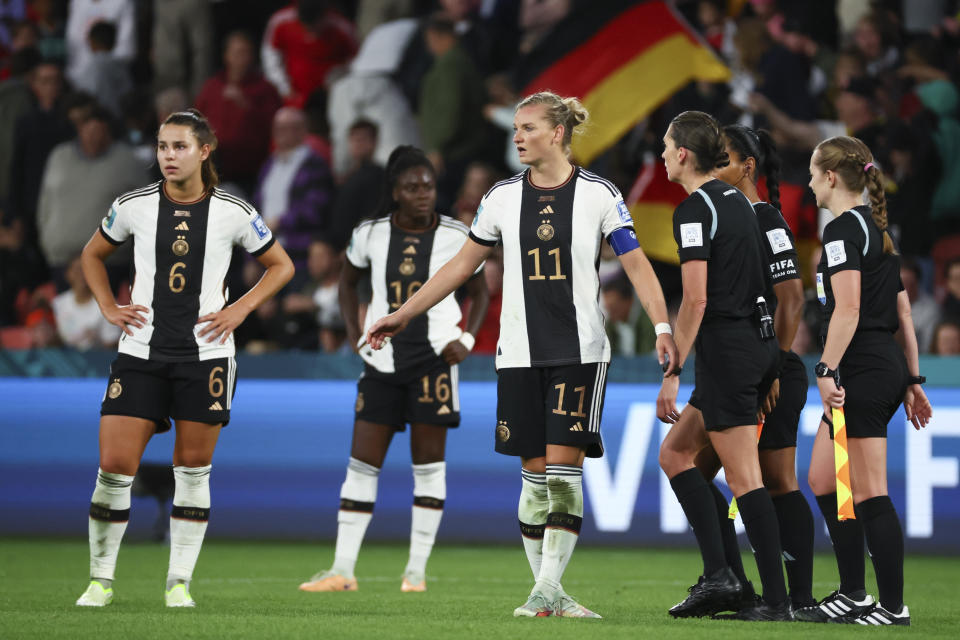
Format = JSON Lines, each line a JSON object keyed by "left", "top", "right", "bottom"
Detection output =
{"left": 668, "top": 567, "right": 742, "bottom": 618}
{"left": 854, "top": 604, "right": 910, "bottom": 626}
{"left": 735, "top": 580, "right": 761, "bottom": 612}
{"left": 720, "top": 599, "right": 794, "bottom": 622}
{"left": 793, "top": 590, "right": 875, "bottom": 623}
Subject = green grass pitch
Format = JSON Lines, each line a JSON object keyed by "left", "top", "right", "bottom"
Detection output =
{"left": 1, "top": 538, "right": 957, "bottom": 639}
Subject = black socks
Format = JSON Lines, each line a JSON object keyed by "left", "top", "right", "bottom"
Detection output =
{"left": 670, "top": 469, "right": 727, "bottom": 575}
{"left": 709, "top": 482, "right": 749, "bottom": 585}
{"left": 816, "top": 492, "right": 866, "bottom": 598}
{"left": 772, "top": 490, "right": 815, "bottom": 606}
{"left": 737, "top": 488, "right": 788, "bottom": 606}
{"left": 856, "top": 496, "right": 904, "bottom": 612}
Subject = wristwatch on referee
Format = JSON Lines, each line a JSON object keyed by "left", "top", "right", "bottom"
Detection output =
{"left": 814, "top": 361, "right": 836, "bottom": 379}
{"left": 908, "top": 375, "right": 926, "bottom": 385}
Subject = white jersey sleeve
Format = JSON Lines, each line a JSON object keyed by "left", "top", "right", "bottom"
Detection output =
{"left": 470, "top": 189, "right": 502, "bottom": 245}
{"left": 236, "top": 209, "right": 274, "bottom": 255}
{"left": 599, "top": 187, "right": 633, "bottom": 238}
{"left": 100, "top": 198, "right": 131, "bottom": 244}
{"left": 346, "top": 221, "right": 373, "bottom": 268}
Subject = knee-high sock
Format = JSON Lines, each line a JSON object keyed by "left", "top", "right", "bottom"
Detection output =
{"left": 88, "top": 468, "right": 134, "bottom": 583}
{"left": 815, "top": 492, "right": 865, "bottom": 597}
{"left": 710, "top": 482, "right": 748, "bottom": 585}
{"left": 405, "top": 461, "right": 446, "bottom": 578}
{"left": 856, "top": 496, "right": 904, "bottom": 612}
{"left": 737, "top": 488, "right": 788, "bottom": 606}
{"left": 167, "top": 465, "right": 211, "bottom": 589}
{"left": 518, "top": 469, "right": 547, "bottom": 580}
{"left": 670, "top": 469, "right": 727, "bottom": 575}
{"left": 773, "top": 490, "right": 815, "bottom": 606}
{"left": 534, "top": 464, "right": 583, "bottom": 597}
{"left": 331, "top": 457, "right": 380, "bottom": 578}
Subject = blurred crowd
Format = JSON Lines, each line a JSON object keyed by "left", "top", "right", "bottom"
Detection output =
{"left": 0, "top": 0, "right": 959, "bottom": 357}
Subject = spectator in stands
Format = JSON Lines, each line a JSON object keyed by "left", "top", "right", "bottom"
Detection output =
{"left": 944, "top": 258, "right": 960, "bottom": 321}
{"left": 852, "top": 11, "right": 900, "bottom": 78}
{"left": 36, "top": 104, "right": 147, "bottom": 289}
{"left": 602, "top": 273, "right": 656, "bottom": 356}
{"left": 69, "top": 21, "right": 131, "bottom": 117}
{"left": 901, "top": 258, "right": 940, "bottom": 353}
{"left": 0, "top": 46, "right": 40, "bottom": 207}
{"left": 51, "top": 254, "right": 119, "bottom": 349}
{"left": 254, "top": 106, "right": 334, "bottom": 273}
{"left": 23, "top": 298, "right": 58, "bottom": 347}
{"left": 452, "top": 161, "right": 496, "bottom": 227}
{"left": 329, "top": 118, "right": 385, "bottom": 249}
{"left": 915, "top": 79, "right": 960, "bottom": 234}
{"left": 28, "top": 0, "right": 67, "bottom": 64}
{"left": 418, "top": 12, "right": 486, "bottom": 204}
{"left": 282, "top": 236, "right": 343, "bottom": 351}
{"left": 261, "top": 0, "right": 358, "bottom": 108}
{"left": 0, "top": 200, "right": 48, "bottom": 326}
{"left": 64, "top": 0, "right": 134, "bottom": 90}
{"left": 930, "top": 319, "right": 960, "bottom": 355}
{"left": 151, "top": 0, "right": 213, "bottom": 98}
{"left": 195, "top": 30, "right": 282, "bottom": 196}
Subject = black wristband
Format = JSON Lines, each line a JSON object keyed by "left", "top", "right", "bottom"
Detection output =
{"left": 908, "top": 375, "right": 926, "bottom": 385}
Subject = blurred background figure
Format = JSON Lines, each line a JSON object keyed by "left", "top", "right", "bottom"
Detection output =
{"left": 930, "top": 319, "right": 960, "bottom": 355}
{"left": 602, "top": 273, "right": 656, "bottom": 357}
{"left": 151, "top": 0, "right": 213, "bottom": 99}
{"left": 51, "top": 254, "right": 119, "bottom": 350}
{"left": 281, "top": 235, "right": 344, "bottom": 351}
{"left": 329, "top": 118, "right": 385, "bottom": 249}
{"left": 64, "top": 0, "right": 134, "bottom": 91}
{"left": 69, "top": 20, "right": 131, "bottom": 117}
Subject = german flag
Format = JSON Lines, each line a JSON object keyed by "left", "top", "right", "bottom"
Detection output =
{"left": 516, "top": 1, "right": 730, "bottom": 166}
{"left": 625, "top": 153, "right": 688, "bottom": 265}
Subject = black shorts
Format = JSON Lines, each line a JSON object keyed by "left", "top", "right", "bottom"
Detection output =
{"left": 495, "top": 362, "right": 608, "bottom": 459}
{"left": 100, "top": 354, "right": 237, "bottom": 432}
{"left": 824, "top": 331, "right": 907, "bottom": 439}
{"left": 688, "top": 319, "right": 778, "bottom": 431}
{"left": 355, "top": 359, "right": 460, "bottom": 430}
{"left": 758, "top": 351, "right": 807, "bottom": 450}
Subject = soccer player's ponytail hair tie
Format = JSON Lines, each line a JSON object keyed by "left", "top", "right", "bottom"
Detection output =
{"left": 864, "top": 162, "right": 875, "bottom": 172}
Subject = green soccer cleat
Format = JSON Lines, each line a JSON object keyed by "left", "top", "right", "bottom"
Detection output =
{"left": 553, "top": 592, "right": 602, "bottom": 619}
{"left": 513, "top": 591, "right": 553, "bottom": 617}
{"left": 76, "top": 580, "right": 113, "bottom": 607}
{"left": 165, "top": 583, "right": 196, "bottom": 608}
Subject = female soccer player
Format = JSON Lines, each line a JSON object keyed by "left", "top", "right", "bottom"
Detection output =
{"left": 365, "top": 92, "right": 677, "bottom": 619}
{"left": 804, "top": 136, "right": 932, "bottom": 625}
{"left": 687, "top": 124, "right": 816, "bottom": 613}
{"left": 656, "top": 111, "right": 790, "bottom": 621}
{"left": 75, "top": 109, "right": 295, "bottom": 608}
{"left": 298, "top": 146, "right": 489, "bottom": 593}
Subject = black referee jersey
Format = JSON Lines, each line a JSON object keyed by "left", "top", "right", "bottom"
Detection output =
{"left": 755, "top": 201, "right": 801, "bottom": 314}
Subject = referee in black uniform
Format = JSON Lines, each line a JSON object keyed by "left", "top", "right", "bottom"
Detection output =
{"left": 76, "top": 109, "right": 294, "bottom": 608}
{"left": 804, "top": 135, "right": 931, "bottom": 625}
{"left": 366, "top": 91, "right": 677, "bottom": 618}
{"left": 656, "top": 111, "right": 790, "bottom": 621}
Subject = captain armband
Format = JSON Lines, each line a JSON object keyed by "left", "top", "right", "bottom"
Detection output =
{"left": 607, "top": 226, "right": 640, "bottom": 256}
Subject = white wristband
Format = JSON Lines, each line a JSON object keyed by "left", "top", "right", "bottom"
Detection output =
{"left": 458, "top": 331, "right": 475, "bottom": 351}
{"left": 654, "top": 322, "right": 672, "bottom": 336}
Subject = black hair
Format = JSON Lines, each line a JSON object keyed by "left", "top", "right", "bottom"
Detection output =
{"left": 348, "top": 117, "right": 378, "bottom": 138}
{"left": 160, "top": 108, "right": 219, "bottom": 189}
{"left": 297, "top": 0, "right": 329, "bottom": 25}
{"left": 88, "top": 20, "right": 117, "bottom": 51}
{"left": 426, "top": 12, "right": 456, "bottom": 35}
{"left": 373, "top": 145, "right": 435, "bottom": 218}
{"left": 721, "top": 124, "right": 781, "bottom": 211}
{"left": 668, "top": 111, "right": 728, "bottom": 174}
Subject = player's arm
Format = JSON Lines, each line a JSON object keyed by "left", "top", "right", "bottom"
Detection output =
{"left": 657, "top": 259, "right": 707, "bottom": 423}
{"left": 896, "top": 289, "right": 932, "bottom": 429}
{"left": 366, "top": 238, "right": 492, "bottom": 349}
{"left": 81, "top": 230, "right": 147, "bottom": 335}
{"left": 197, "top": 242, "right": 295, "bottom": 344}
{"left": 339, "top": 259, "right": 368, "bottom": 352}
{"left": 616, "top": 241, "right": 677, "bottom": 373}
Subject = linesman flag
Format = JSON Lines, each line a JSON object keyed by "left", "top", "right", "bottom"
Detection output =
{"left": 516, "top": 1, "right": 731, "bottom": 166}
{"left": 832, "top": 407, "right": 856, "bottom": 520}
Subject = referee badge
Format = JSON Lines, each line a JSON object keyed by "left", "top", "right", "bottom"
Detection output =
{"left": 399, "top": 257, "right": 416, "bottom": 276}
{"left": 496, "top": 420, "right": 510, "bottom": 442}
{"left": 537, "top": 222, "right": 554, "bottom": 242}
{"left": 172, "top": 235, "right": 189, "bottom": 256}
{"left": 107, "top": 378, "right": 122, "bottom": 399}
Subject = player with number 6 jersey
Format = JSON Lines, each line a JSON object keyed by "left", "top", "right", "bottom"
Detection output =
{"left": 365, "top": 92, "right": 677, "bottom": 619}
{"left": 76, "top": 109, "right": 294, "bottom": 609}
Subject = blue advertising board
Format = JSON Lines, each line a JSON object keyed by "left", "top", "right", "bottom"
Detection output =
{"left": 2, "top": 378, "right": 959, "bottom": 551}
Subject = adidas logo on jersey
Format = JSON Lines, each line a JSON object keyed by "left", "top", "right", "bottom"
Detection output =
{"left": 209, "top": 401, "right": 223, "bottom": 411}
{"left": 437, "top": 405, "right": 451, "bottom": 415}
{"left": 569, "top": 422, "right": 583, "bottom": 432}
{"left": 175, "top": 221, "right": 189, "bottom": 231}
{"left": 539, "top": 205, "right": 555, "bottom": 215}
{"left": 403, "top": 245, "right": 416, "bottom": 255}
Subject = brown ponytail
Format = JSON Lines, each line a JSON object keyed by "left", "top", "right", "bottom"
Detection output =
{"left": 813, "top": 136, "right": 895, "bottom": 254}
{"left": 160, "top": 108, "right": 220, "bottom": 190}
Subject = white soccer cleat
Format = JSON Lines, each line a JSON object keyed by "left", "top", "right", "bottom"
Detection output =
{"left": 401, "top": 571, "right": 426, "bottom": 592}
{"left": 76, "top": 580, "right": 113, "bottom": 607}
{"left": 513, "top": 591, "right": 553, "bottom": 617}
{"left": 165, "top": 583, "right": 196, "bottom": 607}
{"left": 553, "top": 592, "right": 602, "bottom": 618}
{"left": 298, "top": 570, "right": 358, "bottom": 592}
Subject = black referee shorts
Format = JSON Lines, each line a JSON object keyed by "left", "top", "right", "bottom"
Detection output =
{"left": 758, "top": 351, "right": 807, "bottom": 450}
{"left": 688, "top": 319, "right": 778, "bottom": 431}
{"left": 825, "top": 331, "right": 907, "bottom": 439}
{"left": 495, "top": 362, "right": 608, "bottom": 459}
{"left": 100, "top": 354, "right": 237, "bottom": 431}
{"left": 355, "top": 359, "right": 461, "bottom": 430}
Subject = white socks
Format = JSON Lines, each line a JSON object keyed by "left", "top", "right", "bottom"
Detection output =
{"left": 88, "top": 468, "right": 134, "bottom": 583}
{"left": 167, "top": 465, "right": 211, "bottom": 590}
{"left": 405, "top": 461, "right": 446, "bottom": 578}
{"left": 332, "top": 457, "right": 380, "bottom": 578}
{"left": 535, "top": 464, "right": 584, "bottom": 598}
{"left": 518, "top": 469, "right": 548, "bottom": 579}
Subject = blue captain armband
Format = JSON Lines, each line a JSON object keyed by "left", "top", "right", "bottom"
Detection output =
{"left": 607, "top": 226, "right": 640, "bottom": 256}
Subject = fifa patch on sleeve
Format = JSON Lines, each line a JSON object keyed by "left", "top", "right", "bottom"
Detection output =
{"left": 103, "top": 206, "right": 117, "bottom": 229}
{"left": 251, "top": 214, "right": 269, "bottom": 240}
{"left": 472, "top": 204, "right": 483, "bottom": 229}
{"left": 680, "top": 223, "right": 703, "bottom": 248}
{"left": 766, "top": 228, "right": 792, "bottom": 254}
{"left": 816, "top": 272, "right": 826, "bottom": 305}
{"left": 616, "top": 199, "right": 632, "bottom": 224}
{"left": 825, "top": 240, "right": 847, "bottom": 267}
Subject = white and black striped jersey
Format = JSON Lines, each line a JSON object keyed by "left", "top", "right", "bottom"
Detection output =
{"left": 469, "top": 167, "right": 633, "bottom": 369}
{"left": 347, "top": 213, "right": 475, "bottom": 374}
{"left": 99, "top": 181, "right": 275, "bottom": 362}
